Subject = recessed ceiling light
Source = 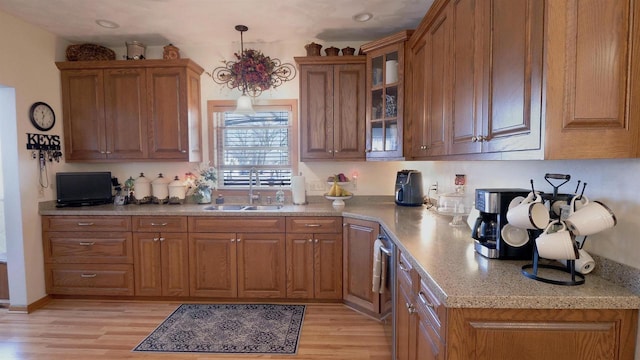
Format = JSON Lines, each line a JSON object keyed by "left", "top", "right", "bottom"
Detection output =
{"left": 96, "top": 19, "right": 120, "bottom": 29}
{"left": 352, "top": 12, "right": 373, "bottom": 22}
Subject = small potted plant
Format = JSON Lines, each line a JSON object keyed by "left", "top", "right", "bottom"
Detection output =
{"left": 187, "top": 164, "right": 217, "bottom": 204}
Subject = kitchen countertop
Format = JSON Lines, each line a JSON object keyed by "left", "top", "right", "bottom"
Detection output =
{"left": 39, "top": 199, "right": 640, "bottom": 310}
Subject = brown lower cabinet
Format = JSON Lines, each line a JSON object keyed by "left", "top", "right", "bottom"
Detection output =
{"left": 286, "top": 217, "right": 343, "bottom": 299}
{"left": 42, "top": 216, "right": 134, "bottom": 296}
{"left": 132, "top": 216, "right": 189, "bottom": 297}
{"left": 395, "top": 251, "right": 638, "bottom": 360}
{"left": 188, "top": 217, "right": 287, "bottom": 298}
{"left": 343, "top": 217, "right": 391, "bottom": 319}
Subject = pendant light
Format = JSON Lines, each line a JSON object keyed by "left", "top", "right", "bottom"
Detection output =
{"left": 233, "top": 25, "right": 255, "bottom": 114}
{"left": 207, "top": 25, "right": 296, "bottom": 114}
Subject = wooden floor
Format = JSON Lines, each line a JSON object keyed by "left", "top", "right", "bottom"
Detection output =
{"left": 0, "top": 299, "right": 392, "bottom": 360}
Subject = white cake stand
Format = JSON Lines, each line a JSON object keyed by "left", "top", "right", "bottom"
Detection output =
{"left": 325, "top": 195, "right": 352, "bottom": 210}
{"left": 435, "top": 208, "right": 470, "bottom": 227}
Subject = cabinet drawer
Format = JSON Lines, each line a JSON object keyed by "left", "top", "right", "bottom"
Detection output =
{"left": 43, "top": 232, "right": 133, "bottom": 264}
{"left": 189, "top": 217, "right": 285, "bottom": 233}
{"left": 45, "top": 264, "right": 134, "bottom": 296}
{"left": 42, "top": 216, "right": 131, "bottom": 232}
{"left": 286, "top": 217, "right": 342, "bottom": 233}
{"left": 416, "top": 278, "right": 446, "bottom": 338}
{"left": 133, "top": 216, "right": 187, "bottom": 232}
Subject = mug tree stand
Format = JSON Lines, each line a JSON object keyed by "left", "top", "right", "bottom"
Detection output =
{"left": 521, "top": 245, "right": 585, "bottom": 286}
{"left": 520, "top": 173, "right": 585, "bottom": 286}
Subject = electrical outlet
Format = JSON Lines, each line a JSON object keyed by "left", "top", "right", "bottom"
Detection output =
{"left": 310, "top": 181, "right": 326, "bottom": 191}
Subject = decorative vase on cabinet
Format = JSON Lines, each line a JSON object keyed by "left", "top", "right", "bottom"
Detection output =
{"left": 360, "top": 30, "right": 413, "bottom": 161}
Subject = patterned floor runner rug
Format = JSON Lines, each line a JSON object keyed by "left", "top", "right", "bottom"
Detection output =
{"left": 133, "top": 304, "right": 306, "bottom": 354}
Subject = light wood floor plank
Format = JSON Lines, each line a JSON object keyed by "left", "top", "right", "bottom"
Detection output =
{"left": 0, "top": 300, "right": 392, "bottom": 360}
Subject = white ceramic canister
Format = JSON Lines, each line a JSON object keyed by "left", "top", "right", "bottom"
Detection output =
{"left": 134, "top": 173, "right": 151, "bottom": 199}
{"left": 168, "top": 176, "right": 187, "bottom": 202}
{"left": 151, "top": 173, "right": 170, "bottom": 201}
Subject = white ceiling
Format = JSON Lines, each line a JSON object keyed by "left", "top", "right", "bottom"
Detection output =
{"left": 0, "top": 0, "right": 434, "bottom": 47}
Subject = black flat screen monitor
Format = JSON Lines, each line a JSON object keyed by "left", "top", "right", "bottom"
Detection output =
{"left": 56, "top": 172, "right": 113, "bottom": 207}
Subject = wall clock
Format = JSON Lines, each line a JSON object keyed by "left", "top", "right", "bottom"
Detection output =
{"left": 29, "top": 101, "right": 55, "bottom": 131}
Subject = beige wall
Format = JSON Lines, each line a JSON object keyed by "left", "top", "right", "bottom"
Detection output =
{"left": 1, "top": 9, "right": 639, "bottom": 310}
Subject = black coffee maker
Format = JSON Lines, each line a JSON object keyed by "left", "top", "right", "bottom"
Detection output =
{"left": 472, "top": 188, "right": 533, "bottom": 259}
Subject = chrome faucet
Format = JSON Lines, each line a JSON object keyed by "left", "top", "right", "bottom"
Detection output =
{"left": 248, "top": 167, "right": 261, "bottom": 204}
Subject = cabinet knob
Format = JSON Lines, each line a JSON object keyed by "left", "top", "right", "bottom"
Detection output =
{"left": 472, "top": 136, "right": 478, "bottom": 142}
{"left": 153, "top": 237, "right": 159, "bottom": 242}
{"left": 365, "top": 149, "right": 372, "bottom": 153}
{"left": 100, "top": 151, "right": 106, "bottom": 154}
{"left": 159, "top": 237, "right": 165, "bottom": 242}
{"left": 230, "top": 239, "right": 235, "bottom": 242}
{"left": 314, "top": 239, "right": 319, "bottom": 243}
{"left": 237, "top": 238, "right": 242, "bottom": 242}
{"left": 308, "top": 239, "right": 313, "bottom": 242}
{"left": 405, "top": 302, "right": 416, "bottom": 314}
{"left": 334, "top": 150, "right": 339, "bottom": 153}
{"left": 328, "top": 150, "right": 334, "bottom": 153}
{"left": 181, "top": 149, "right": 187, "bottom": 153}
{"left": 105, "top": 151, "right": 112, "bottom": 154}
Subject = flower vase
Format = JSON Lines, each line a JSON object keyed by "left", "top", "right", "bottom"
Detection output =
{"left": 194, "top": 187, "right": 212, "bottom": 204}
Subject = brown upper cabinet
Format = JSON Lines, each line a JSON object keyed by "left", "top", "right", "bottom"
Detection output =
{"left": 295, "top": 56, "right": 366, "bottom": 161}
{"left": 361, "top": 30, "right": 413, "bottom": 160}
{"left": 545, "top": 0, "right": 640, "bottom": 159}
{"left": 56, "top": 59, "right": 203, "bottom": 162}
{"left": 407, "top": 0, "right": 639, "bottom": 160}
{"left": 407, "top": 0, "right": 543, "bottom": 159}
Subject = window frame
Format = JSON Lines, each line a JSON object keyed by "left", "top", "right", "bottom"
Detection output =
{"left": 207, "top": 99, "right": 299, "bottom": 191}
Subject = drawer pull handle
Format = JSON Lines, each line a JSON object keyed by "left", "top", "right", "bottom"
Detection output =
{"left": 398, "top": 262, "right": 410, "bottom": 273}
{"left": 150, "top": 222, "right": 168, "bottom": 226}
{"left": 77, "top": 222, "right": 94, "bottom": 226}
{"left": 80, "top": 273, "right": 97, "bottom": 278}
{"left": 79, "top": 242, "right": 95, "bottom": 246}
{"left": 304, "top": 224, "right": 321, "bottom": 227}
{"left": 418, "top": 291, "right": 435, "bottom": 309}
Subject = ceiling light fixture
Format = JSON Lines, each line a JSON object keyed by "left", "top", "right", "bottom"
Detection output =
{"left": 352, "top": 12, "right": 373, "bottom": 22}
{"left": 206, "top": 25, "right": 296, "bottom": 114}
{"left": 95, "top": 19, "right": 120, "bottom": 29}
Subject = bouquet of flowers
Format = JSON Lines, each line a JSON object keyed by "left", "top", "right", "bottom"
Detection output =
{"left": 229, "top": 49, "right": 276, "bottom": 92}
{"left": 208, "top": 48, "right": 296, "bottom": 97}
{"left": 187, "top": 164, "right": 217, "bottom": 203}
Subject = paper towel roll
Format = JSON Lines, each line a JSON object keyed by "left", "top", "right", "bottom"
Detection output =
{"left": 386, "top": 60, "right": 398, "bottom": 84}
{"left": 291, "top": 176, "right": 307, "bottom": 205}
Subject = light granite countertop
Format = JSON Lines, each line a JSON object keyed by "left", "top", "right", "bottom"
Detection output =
{"left": 39, "top": 198, "right": 640, "bottom": 310}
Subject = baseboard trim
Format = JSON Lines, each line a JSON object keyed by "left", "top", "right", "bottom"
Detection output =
{"left": 8, "top": 295, "right": 51, "bottom": 313}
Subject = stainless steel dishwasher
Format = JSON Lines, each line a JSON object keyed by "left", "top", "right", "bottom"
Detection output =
{"left": 378, "top": 228, "right": 396, "bottom": 359}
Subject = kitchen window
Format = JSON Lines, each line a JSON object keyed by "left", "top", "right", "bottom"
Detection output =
{"left": 208, "top": 100, "right": 298, "bottom": 189}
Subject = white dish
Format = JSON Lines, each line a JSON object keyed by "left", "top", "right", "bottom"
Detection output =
{"left": 508, "top": 196, "right": 525, "bottom": 210}
{"left": 501, "top": 224, "right": 529, "bottom": 247}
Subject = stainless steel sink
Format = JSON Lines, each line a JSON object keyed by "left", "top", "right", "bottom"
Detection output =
{"left": 203, "top": 204, "right": 283, "bottom": 211}
{"left": 242, "top": 205, "right": 283, "bottom": 211}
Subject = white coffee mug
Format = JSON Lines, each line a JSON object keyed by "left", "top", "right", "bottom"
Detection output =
{"left": 560, "top": 249, "right": 595, "bottom": 274}
{"left": 506, "top": 192, "right": 549, "bottom": 230}
{"left": 559, "top": 195, "right": 590, "bottom": 221}
{"left": 535, "top": 220, "right": 576, "bottom": 260}
{"left": 565, "top": 200, "right": 616, "bottom": 236}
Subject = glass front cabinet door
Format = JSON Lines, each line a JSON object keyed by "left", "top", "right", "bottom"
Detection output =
{"left": 361, "top": 30, "right": 413, "bottom": 160}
